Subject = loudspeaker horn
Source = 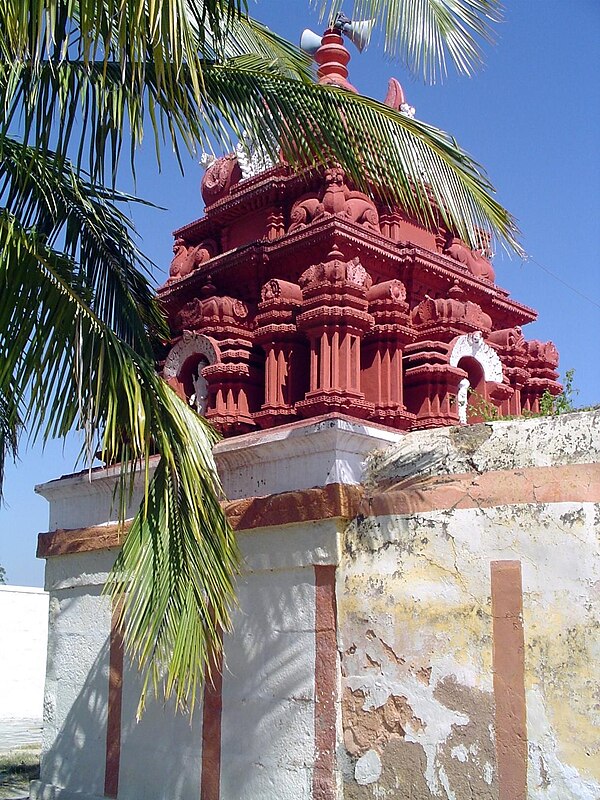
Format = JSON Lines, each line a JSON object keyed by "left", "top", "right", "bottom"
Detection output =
{"left": 300, "top": 29, "right": 323, "bottom": 55}
{"left": 339, "top": 18, "right": 374, "bottom": 53}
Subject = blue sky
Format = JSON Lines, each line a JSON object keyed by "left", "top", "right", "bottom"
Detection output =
{"left": 1, "top": 1, "right": 599, "bottom": 587}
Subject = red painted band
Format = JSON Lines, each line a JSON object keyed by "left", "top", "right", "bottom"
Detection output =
{"left": 200, "top": 644, "right": 223, "bottom": 800}
{"left": 491, "top": 560, "right": 527, "bottom": 800}
{"left": 104, "top": 599, "right": 124, "bottom": 798}
{"left": 313, "top": 565, "right": 338, "bottom": 800}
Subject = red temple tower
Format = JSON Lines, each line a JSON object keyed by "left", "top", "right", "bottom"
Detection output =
{"left": 158, "top": 29, "right": 561, "bottom": 436}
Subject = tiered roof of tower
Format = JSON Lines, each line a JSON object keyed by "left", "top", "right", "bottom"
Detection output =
{"left": 158, "top": 27, "right": 560, "bottom": 436}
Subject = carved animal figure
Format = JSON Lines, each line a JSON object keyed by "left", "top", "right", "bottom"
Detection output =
{"left": 527, "top": 340, "right": 559, "bottom": 369}
{"left": 488, "top": 327, "right": 526, "bottom": 352}
{"left": 320, "top": 166, "right": 348, "bottom": 215}
{"left": 201, "top": 154, "right": 241, "bottom": 204}
{"left": 345, "top": 194, "right": 379, "bottom": 231}
{"left": 444, "top": 236, "right": 495, "bottom": 283}
{"left": 289, "top": 197, "right": 321, "bottom": 231}
{"left": 288, "top": 167, "right": 380, "bottom": 232}
{"left": 169, "top": 239, "right": 214, "bottom": 280}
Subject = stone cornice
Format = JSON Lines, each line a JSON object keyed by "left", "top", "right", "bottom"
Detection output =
{"left": 37, "top": 461, "right": 600, "bottom": 558}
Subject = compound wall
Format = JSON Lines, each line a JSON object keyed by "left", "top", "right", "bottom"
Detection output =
{"left": 31, "top": 412, "right": 600, "bottom": 800}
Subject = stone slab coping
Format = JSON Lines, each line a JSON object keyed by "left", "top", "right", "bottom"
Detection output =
{"left": 37, "top": 461, "right": 600, "bottom": 560}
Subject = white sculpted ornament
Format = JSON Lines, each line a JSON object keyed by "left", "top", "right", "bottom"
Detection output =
{"left": 189, "top": 360, "right": 209, "bottom": 415}
{"left": 457, "top": 377, "right": 470, "bottom": 424}
{"left": 235, "top": 130, "right": 276, "bottom": 180}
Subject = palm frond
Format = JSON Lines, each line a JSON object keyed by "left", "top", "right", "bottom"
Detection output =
{"left": 317, "top": 0, "right": 502, "bottom": 82}
{"left": 2, "top": 53, "right": 519, "bottom": 252}
{"left": 0, "top": 2, "right": 313, "bottom": 182}
{"left": 0, "top": 136, "right": 166, "bottom": 350}
{"left": 0, "top": 0, "right": 517, "bottom": 714}
{"left": 0, "top": 2, "right": 515, "bottom": 251}
{"left": 0, "top": 208, "right": 238, "bottom": 711}
{"left": 200, "top": 59, "right": 521, "bottom": 253}
{"left": 0, "top": 386, "right": 20, "bottom": 502}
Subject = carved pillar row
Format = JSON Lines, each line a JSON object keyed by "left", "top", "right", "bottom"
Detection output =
{"left": 379, "top": 209, "right": 402, "bottom": 241}
{"left": 295, "top": 247, "right": 374, "bottom": 418}
{"left": 362, "top": 280, "right": 415, "bottom": 429}
{"left": 254, "top": 279, "right": 307, "bottom": 429}
{"left": 195, "top": 294, "right": 259, "bottom": 434}
{"left": 265, "top": 207, "right": 285, "bottom": 240}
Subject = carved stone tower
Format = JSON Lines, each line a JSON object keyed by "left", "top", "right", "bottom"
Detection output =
{"left": 158, "top": 30, "right": 561, "bottom": 434}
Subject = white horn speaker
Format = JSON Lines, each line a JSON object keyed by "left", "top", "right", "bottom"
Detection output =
{"left": 300, "top": 29, "right": 323, "bottom": 55}
{"left": 339, "top": 19, "right": 374, "bottom": 53}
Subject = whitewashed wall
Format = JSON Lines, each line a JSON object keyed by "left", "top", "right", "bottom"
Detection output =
{"left": 0, "top": 584, "right": 49, "bottom": 721}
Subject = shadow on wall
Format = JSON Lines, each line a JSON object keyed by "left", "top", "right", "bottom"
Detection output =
{"left": 220, "top": 565, "right": 317, "bottom": 796}
{"left": 34, "top": 565, "right": 317, "bottom": 798}
{"left": 37, "top": 629, "right": 110, "bottom": 796}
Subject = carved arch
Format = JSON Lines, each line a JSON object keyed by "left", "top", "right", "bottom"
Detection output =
{"left": 163, "top": 331, "right": 220, "bottom": 380}
{"left": 449, "top": 332, "right": 503, "bottom": 383}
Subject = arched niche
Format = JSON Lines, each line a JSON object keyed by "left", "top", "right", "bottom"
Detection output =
{"left": 449, "top": 332, "right": 503, "bottom": 423}
{"left": 163, "top": 331, "right": 220, "bottom": 415}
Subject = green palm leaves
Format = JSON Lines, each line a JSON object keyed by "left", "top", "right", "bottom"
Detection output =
{"left": 0, "top": 0, "right": 511, "bottom": 713}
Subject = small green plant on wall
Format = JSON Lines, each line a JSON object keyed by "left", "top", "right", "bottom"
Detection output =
{"left": 538, "top": 368, "right": 578, "bottom": 415}
{"left": 467, "top": 368, "right": 587, "bottom": 423}
{"left": 467, "top": 389, "right": 500, "bottom": 422}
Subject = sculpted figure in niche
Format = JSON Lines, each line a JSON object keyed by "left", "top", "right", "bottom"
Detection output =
{"left": 289, "top": 166, "right": 380, "bottom": 232}
{"left": 189, "top": 359, "right": 209, "bottom": 415}
{"left": 457, "top": 377, "right": 470, "bottom": 424}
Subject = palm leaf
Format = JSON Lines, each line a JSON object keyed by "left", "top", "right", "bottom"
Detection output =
{"left": 0, "top": 201, "right": 238, "bottom": 713}
{"left": 0, "top": 385, "right": 20, "bottom": 502}
{"left": 0, "top": 2, "right": 515, "bottom": 253}
{"left": 317, "top": 0, "right": 502, "bottom": 81}
{"left": 2, "top": 54, "right": 519, "bottom": 252}
{"left": 200, "top": 58, "right": 521, "bottom": 253}
{"left": 0, "top": 136, "right": 166, "bottom": 350}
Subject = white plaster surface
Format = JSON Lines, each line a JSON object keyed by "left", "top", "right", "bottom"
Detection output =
{"left": 117, "top": 664, "right": 204, "bottom": 800}
{"left": 220, "top": 564, "right": 317, "bottom": 800}
{"left": 0, "top": 585, "right": 49, "bottom": 721}
{"left": 527, "top": 687, "right": 600, "bottom": 800}
{"left": 367, "top": 409, "right": 600, "bottom": 483}
{"left": 36, "top": 459, "right": 159, "bottom": 532}
{"left": 33, "top": 411, "right": 600, "bottom": 799}
{"left": 35, "top": 415, "right": 401, "bottom": 531}
{"left": 214, "top": 415, "right": 402, "bottom": 499}
{"left": 354, "top": 749, "right": 382, "bottom": 785}
{"left": 38, "top": 551, "right": 115, "bottom": 798}
{"left": 237, "top": 519, "right": 342, "bottom": 572}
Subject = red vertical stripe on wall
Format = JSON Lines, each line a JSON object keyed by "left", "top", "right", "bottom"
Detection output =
{"left": 313, "top": 565, "right": 338, "bottom": 800}
{"left": 491, "top": 560, "right": 527, "bottom": 800}
{"left": 200, "top": 645, "right": 224, "bottom": 800}
{"left": 104, "top": 600, "right": 124, "bottom": 798}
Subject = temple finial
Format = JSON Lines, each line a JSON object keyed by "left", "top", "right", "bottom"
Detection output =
{"left": 314, "top": 28, "right": 358, "bottom": 93}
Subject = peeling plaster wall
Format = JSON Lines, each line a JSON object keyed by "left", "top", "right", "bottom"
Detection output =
{"left": 33, "top": 411, "right": 599, "bottom": 800}
{"left": 339, "top": 411, "right": 600, "bottom": 800}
